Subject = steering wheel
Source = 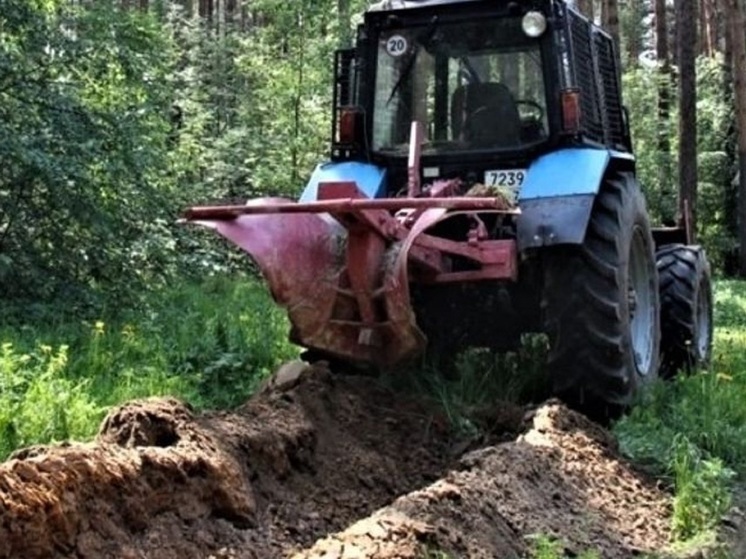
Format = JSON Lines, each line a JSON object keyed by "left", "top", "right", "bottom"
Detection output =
{"left": 516, "top": 99, "right": 545, "bottom": 122}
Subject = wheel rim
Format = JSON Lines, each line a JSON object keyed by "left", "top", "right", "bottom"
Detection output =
{"left": 695, "top": 278, "right": 712, "bottom": 360}
{"left": 628, "top": 227, "right": 656, "bottom": 375}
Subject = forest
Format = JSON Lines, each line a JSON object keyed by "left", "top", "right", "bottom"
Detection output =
{"left": 3, "top": 0, "right": 746, "bottom": 556}
{"left": 0, "top": 0, "right": 744, "bottom": 310}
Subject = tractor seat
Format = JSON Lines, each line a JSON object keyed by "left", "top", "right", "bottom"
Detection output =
{"left": 451, "top": 82, "right": 522, "bottom": 148}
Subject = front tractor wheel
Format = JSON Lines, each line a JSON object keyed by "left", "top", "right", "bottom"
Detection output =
{"left": 657, "top": 244, "right": 713, "bottom": 377}
{"left": 543, "top": 173, "right": 660, "bottom": 417}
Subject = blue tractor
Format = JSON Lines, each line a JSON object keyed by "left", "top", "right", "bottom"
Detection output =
{"left": 185, "top": 0, "right": 713, "bottom": 415}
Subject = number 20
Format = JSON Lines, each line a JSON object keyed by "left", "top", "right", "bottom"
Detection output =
{"left": 387, "top": 38, "right": 406, "bottom": 54}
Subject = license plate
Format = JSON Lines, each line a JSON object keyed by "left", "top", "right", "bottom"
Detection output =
{"left": 484, "top": 169, "right": 526, "bottom": 190}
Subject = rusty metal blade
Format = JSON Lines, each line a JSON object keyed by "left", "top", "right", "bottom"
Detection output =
{"left": 189, "top": 200, "right": 425, "bottom": 366}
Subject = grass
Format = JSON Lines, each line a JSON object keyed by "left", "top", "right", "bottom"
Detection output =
{"left": 614, "top": 280, "right": 746, "bottom": 543}
{"left": 0, "top": 276, "right": 296, "bottom": 460}
{"left": 0, "top": 343, "right": 101, "bottom": 459}
{"left": 525, "top": 535, "right": 600, "bottom": 559}
{"left": 385, "top": 334, "right": 551, "bottom": 436}
{"left": 419, "top": 547, "right": 453, "bottom": 559}
{"left": 3, "top": 275, "right": 746, "bottom": 552}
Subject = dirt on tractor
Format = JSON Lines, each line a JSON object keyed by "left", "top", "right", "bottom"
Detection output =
{"left": 0, "top": 362, "right": 674, "bottom": 559}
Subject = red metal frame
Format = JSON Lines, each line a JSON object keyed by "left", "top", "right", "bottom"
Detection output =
{"left": 183, "top": 196, "right": 516, "bottom": 220}
{"left": 185, "top": 181, "right": 519, "bottom": 365}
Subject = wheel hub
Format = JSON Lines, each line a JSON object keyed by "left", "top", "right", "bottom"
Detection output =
{"left": 628, "top": 286, "right": 638, "bottom": 319}
{"left": 628, "top": 228, "right": 655, "bottom": 376}
{"left": 694, "top": 283, "right": 712, "bottom": 360}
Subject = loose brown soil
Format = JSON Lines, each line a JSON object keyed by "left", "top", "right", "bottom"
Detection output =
{"left": 0, "top": 362, "right": 674, "bottom": 559}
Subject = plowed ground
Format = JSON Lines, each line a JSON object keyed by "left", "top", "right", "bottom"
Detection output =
{"left": 0, "top": 363, "right": 674, "bottom": 558}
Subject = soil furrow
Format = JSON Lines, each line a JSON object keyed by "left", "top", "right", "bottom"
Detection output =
{"left": 0, "top": 363, "right": 672, "bottom": 559}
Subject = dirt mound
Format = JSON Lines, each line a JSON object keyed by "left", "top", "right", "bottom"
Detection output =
{"left": 294, "top": 402, "right": 671, "bottom": 559}
{"left": 0, "top": 364, "right": 672, "bottom": 559}
{"left": 0, "top": 363, "right": 452, "bottom": 558}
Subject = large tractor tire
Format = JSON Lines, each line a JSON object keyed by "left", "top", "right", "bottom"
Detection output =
{"left": 543, "top": 173, "right": 660, "bottom": 417}
{"left": 657, "top": 244, "right": 713, "bottom": 378}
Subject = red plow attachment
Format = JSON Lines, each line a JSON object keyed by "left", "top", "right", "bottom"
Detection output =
{"left": 184, "top": 182, "right": 519, "bottom": 366}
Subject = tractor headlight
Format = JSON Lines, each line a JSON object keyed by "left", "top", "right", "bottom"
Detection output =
{"left": 522, "top": 11, "right": 547, "bottom": 38}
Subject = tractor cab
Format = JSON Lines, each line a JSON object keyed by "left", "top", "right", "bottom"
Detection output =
{"left": 332, "top": 0, "right": 630, "bottom": 194}
{"left": 371, "top": 15, "right": 549, "bottom": 153}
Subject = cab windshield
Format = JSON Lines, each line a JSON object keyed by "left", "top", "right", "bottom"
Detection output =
{"left": 373, "top": 17, "right": 548, "bottom": 155}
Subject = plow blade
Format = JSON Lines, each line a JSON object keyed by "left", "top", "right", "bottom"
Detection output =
{"left": 185, "top": 183, "right": 519, "bottom": 367}
{"left": 189, "top": 198, "right": 425, "bottom": 366}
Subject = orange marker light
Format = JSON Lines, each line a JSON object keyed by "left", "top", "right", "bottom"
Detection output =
{"left": 338, "top": 108, "right": 358, "bottom": 144}
{"left": 561, "top": 88, "right": 582, "bottom": 135}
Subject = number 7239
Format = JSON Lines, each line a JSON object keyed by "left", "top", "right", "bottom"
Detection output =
{"left": 484, "top": 169, "right": 526, "bottom": 189}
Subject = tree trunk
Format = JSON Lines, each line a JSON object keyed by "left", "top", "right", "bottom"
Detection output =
{"left": 199, "top": 0, "right": 214, "bottom": 24}
{"left": 676, "top": 0, "right": 698, "bottom": 237}
{"left": 603, "top": 0, "right": 620, "bottom": 48}
{"left": 702, "top": 0, "right": 718, "bottom": 56}
{"left": 655, "top": 0, "right": 674, "bottom": 222}
{"left": 721, "top": 15, "right": 739, "bottom": 275}
{"left": 655, "top": 0, "right": 669, "bottom": 64}
{"left": 723, "top": 0, "right": 746, "bottom": 275}
{"left": 699, "top": 0, "right": 708, "bottom": 55}
{"left": 625, "top": 0, "right": 643, "bottom": 68}
{"left": 217, "top": 0, "right": 225, "bottom": 36}
{"left": 226, "top": 0, "right": 236, "bottom": 23}
{"left": 338, "top": 0, "right": 351, "bottom": 47}
{"left": 292, "top": 5, "right": 307, "bottom": 186}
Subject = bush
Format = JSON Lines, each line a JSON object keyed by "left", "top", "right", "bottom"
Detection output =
{"left": 0, "top": 277, "right": 296, "bottom": 459}
{"left": 0, "top": 343, "right": 101, "bottom": 460}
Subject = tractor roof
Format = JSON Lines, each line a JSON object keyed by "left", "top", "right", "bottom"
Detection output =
{"left": 367, "top": 0, "right": 489, "bottom": 12}
{"left": 367, "top": 0, "right": 558, "bottom": 12}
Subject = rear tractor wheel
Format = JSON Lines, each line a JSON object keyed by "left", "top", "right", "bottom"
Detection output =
{"left": 543, "top": 173, "right": 660, "bottom": 417}
{"left": 657, "top": 244, "right": 713, "bottom": 377}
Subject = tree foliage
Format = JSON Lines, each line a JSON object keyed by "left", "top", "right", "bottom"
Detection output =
{"left": 2, "top": 0, "right": 745, "bottom": 315}
{"left": 0, "top": 0, "right": 366, "bottom": 312}
{"left": 166, "top": 0, "right": 339, "bottom": 199}
{"left": 0, "top": 0, "right": 174, "bottom": 309}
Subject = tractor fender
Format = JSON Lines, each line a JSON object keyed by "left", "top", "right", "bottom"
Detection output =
{"left": 301, "top": 161, "right": 387, "bottom": 201}
{"left": 517, "top": 148, "right": 634, "bottom": 249}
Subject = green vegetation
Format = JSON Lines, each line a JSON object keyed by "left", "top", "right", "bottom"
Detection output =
{"left": 624, "top": 57, "right": 735, "bottom": 271}
{"left": 419, "top": 547, "right": 453, "bottom": 559}
{"left": 0, "top": 1, "right": 177, "bottom": 308}
{"left": 615, "top": 281, "right": 746, "bottom": 543}
{"left": 525, "top": 535, "right": 600, "bottom": 559}
{"left": 0, "top": 277, "right": 296, "bottom": 460}
{"left": 373, "top": 331, "right": 547, "bottom": 441}
{"left": 1, "top": 0, "right": 746, "bottom": 555}
{"left": 0, "top": 0, "right": 739, "bottom": 314}
{"left": 0, "top": 343, "right": 100, "bottom": 460}
{"left": 669, "top": 437, "right": 734, "bottom": 540}
{"left": 6, "top": 278, "right": 744, "bottom": 548}
{"left": 0, "top": 0, "right": 358, "bottom": 314}
{"left": 390, "top": 335, "right": 550, "bottom": 436}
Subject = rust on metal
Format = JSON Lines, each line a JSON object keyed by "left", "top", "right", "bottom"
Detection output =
{"left": 184, "top": 180, "right": 519, "bottom": 366}
{"left": 183, "top": 196, "right": 517, "bottom": 221}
